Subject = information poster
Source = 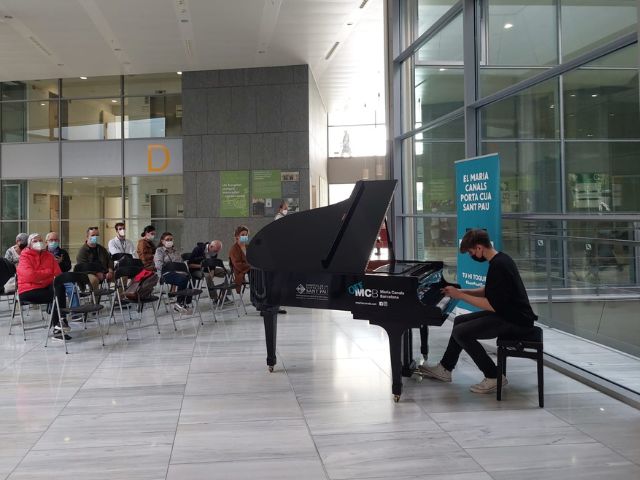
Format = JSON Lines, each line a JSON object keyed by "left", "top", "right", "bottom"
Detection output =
{"left": 250, "top": 169, "right": 300, "bottom": 217}
{"left": 455, "top": 154, "right": 501, "bottom": 308}
{"left": 220, "top": 170, "right": 249, "bottom": 217}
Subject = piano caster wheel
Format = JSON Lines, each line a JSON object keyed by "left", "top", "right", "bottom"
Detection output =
{"left": 393, "top": 395, "right": 401, "bottom": 403}
{"left": 268, "top": 365, "right": 274, "bottom": 373}
{"left": 411, "top": 371, "right": 423, "bottom": 383}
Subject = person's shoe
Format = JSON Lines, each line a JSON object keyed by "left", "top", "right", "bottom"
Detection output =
{"left": 469, "top": 376, "right": 508, "bottom": 394}
{"left": 51, "top": 333, "right": 72, "bottom": 342}
{"left": 61, "top": 319, "right": 71, "bottom": 333}
{"left": 278, "top": 309, "right": 287, "bottom": 314}
{"left": 54, "top": 324, "right": 71, "bottom": 334}
{"left": 417, "top": 363, "right": 452, "bottom": 382}
{"left": 174, "top": 304, "right": 193, "bottom": 315}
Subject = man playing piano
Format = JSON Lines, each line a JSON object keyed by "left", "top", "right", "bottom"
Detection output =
{"left": 418, "top": 229, "right": 537, "bottom": 393}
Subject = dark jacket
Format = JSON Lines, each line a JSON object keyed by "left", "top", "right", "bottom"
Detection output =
{"left": 188, "top": 242, "right": 217, "bottom": 266}
{"left": 76, "top": 243, "right": 113, "bottom": 272}
{"left": 49, "top": 246, "right": 72, "bottom": 272}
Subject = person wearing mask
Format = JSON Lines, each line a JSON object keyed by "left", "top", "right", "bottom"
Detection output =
{"left": 5, "top": 232, "right": 28, "bottom": 266}
{"left": 18, "top": 233, "right": 70, "bottom": 341}
{"left": 137, "top": 225, "right": 157, "bottom": 271}
{"left": 45, "top": 231, "right": 79, "bottom": 310}
{"left": 154, "top": 232, "right": 192, "bottom": 314}
{"left": 274, "top": 201, "right": 288, "bottom": 220}
{"left": 418, "top": 229, "right": 537, "bottom": 394}
{"left": 229, "top": 226, "right": 251, "bottom": 294}
{"left": 76, "top": 226, "right": 114, "bottom": 290}
{"left": 108, "top": 222, "right": 136, "bottom": 258}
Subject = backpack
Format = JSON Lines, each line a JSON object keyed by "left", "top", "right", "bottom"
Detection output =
{"left": 124, "top": 269, "right": 158, "bottom": 301}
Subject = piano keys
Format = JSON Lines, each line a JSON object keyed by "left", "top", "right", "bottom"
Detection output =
{"left": 248, "top": 180, "right": 459, "bottom": 401}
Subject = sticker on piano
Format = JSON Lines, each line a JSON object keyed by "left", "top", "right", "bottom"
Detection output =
{"left": 295, "top": 283, "right": 329, "bottom": 301}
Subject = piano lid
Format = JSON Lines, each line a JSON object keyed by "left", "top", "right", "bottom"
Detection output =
{"left": 247, "top": 180, "right": 397, "bottom": 274}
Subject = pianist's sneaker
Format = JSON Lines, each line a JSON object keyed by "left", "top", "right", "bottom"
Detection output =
{"left": 469, "top": 375, "right": 508, "bottom": 394}
{"left": 417, "top": 363, "right": 451, "bottom": 382}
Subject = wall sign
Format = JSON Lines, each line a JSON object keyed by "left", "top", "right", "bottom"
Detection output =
{"left": 220, "top": 170, "right": 250, "bottom": 217}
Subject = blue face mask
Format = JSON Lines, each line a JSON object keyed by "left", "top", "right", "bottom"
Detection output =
{"left": 239, "top": 235, "right": 249, "bottom": 244}
{"left": 48, "top": 241, "right": 59, "bottom": 251}
{"left": 89, "top": 235, "right": 99, "bottom": 245}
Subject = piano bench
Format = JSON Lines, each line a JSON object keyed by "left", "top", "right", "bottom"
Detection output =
{"left": 496, "top": 326, "right": 544, "bottom": 408}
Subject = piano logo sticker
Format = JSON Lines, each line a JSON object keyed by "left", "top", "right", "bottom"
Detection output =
{"left": 348, "top": 281, "right": 406, "bottom": 307}
{"left": 347, "top": 281, "right": 378, "bottom": 298}
{"left": 295, "top": 283, "right": 329, "bottom": 301}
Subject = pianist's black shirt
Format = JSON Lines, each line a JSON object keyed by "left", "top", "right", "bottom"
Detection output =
{"left": 485, "top": 251, "right": 537, "bottom": 327}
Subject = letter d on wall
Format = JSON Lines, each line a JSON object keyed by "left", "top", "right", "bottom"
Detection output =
{"left": 147, "top": 144, "right": 171, "bottom": 172}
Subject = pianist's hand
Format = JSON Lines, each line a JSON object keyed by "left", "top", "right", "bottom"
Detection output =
{"left": 441, "top": 285, "right": 461, "bottom": 299}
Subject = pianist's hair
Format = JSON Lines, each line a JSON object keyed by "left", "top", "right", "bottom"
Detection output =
{"left": 459, "top": 228, "right": 492, "bottom": 252}
{"left": 234, "top": 225, "right": 249, "bottom": 237}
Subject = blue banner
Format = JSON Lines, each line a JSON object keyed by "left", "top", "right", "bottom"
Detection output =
{"left": 455, "top": 154, "right": 501, "bottom": 306}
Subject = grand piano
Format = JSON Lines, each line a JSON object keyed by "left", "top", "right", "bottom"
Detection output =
{"left": 248, "top": 180, "right": 458, "bottom": 401}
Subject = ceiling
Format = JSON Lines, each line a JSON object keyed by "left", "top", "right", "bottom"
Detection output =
{"left": 0, "top": 0, "right": 384, "bottom": 114}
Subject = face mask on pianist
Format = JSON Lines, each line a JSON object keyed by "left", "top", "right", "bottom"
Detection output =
{"left": 163, "top": 240, "right": 174, "bottom": 248}
{"left": 89, "top": 235, "right": 99, "bottom": 244}
{"left": 239, "top": 235, "right": 249, "bottom": 244}
{"left": 470, "top": 254, "right": 487, "bottom": 263}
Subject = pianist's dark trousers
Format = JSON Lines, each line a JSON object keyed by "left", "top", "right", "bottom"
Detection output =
{"left": 440, "top": 311, "right": 532, "bottom": 379}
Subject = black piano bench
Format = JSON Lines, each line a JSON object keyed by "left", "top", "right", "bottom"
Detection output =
{"left": 496, "top": 326, "right": 544, "bottom": 408}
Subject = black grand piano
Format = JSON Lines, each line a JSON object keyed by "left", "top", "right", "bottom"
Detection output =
{"left": 248, "top": 180, "right": 458, "bottom": 401}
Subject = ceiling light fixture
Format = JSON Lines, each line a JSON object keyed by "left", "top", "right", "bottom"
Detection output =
{"left": 504, "top": 23, "right": 513, "bottom": 29}
{"left": 325, "top": 41, "right": 340, "bottom": 60}
{"left": 359, "top": 0, "right": 369, "bottom": 8}
{"left": 40, "top": 103, "right": 46, "bottom": 106}
{"left": 80, "top": 76, "right": 87, "bottom": 80}
{"left": 439, "top": 68, "right": 446, "bottom": 71}
{"left": 177, "top": 71, "right": 182, "bottom": 75}
{"left": 591, "top": 94, "right": 598, "bottom": 97}
{"left": 111, "top": 99, "right": 118, "bottom": 103}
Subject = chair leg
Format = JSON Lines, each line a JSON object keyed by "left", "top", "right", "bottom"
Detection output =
{"left": 537, "top": 348, "right": 544, "bottom": 408}
{"left": 496, "top": 347, "right": 503, "bottom": 401}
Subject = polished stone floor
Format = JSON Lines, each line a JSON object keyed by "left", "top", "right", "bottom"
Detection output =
{"left": 1, "top": 300, "right": 639, "bottom": 479}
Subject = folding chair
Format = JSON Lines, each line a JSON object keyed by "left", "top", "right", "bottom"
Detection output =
{"left": 227, "top": 257, "right": 248, "bottom": 315}
{"left": 73, "top": 262, "right": 116, "bottom": 311}
{"left": 9, "top": 281, "right": 49, "bottom": 341}
{"left": 108, "top": 266, "right": 160, "bottom": 340}
{"left": 46, "top": 272, "right": 105, "bottom": 353}
{"left": 157, "top": 262, "right": 204, "bottom": 330}
{"left": 201, "top": 258, "right": 241, "bottom": 321}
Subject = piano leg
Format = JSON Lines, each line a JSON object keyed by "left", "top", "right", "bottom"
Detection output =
{"left": 379, "top": 322, "right": 407, "bottom": 402}
{"left": 263, "top": 307, "right": 278, "bottom": 372}
{"left": 402, "top": 329, "right": 414, "bottom": 376}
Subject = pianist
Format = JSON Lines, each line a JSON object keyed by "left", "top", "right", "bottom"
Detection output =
{"left": 418, "top": 228, "right": 537, "bottom": 394}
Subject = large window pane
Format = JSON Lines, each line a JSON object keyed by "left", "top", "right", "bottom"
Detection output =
{"left": 61, "top": 98, "right": 122, "bottom": 140}
{"left": 1, "top": 101, "right": 60, "bottom": 143}
{"left": 124, "top": 73, "right": 181, "bottom": 96}
{"left": 417, "top": 0, "right": 459, "bottom": 37}
{"left": 481, "top": 78, "right": 559, "bottom": 139}
{"left": 124, "top": 95, "right": 182, "bottom": 138}
{"left": 62, "top": 177, "right": 123, "bottom": 220}
{"left": 328, "top": 125, "right": 386, "bottom": 157}
{"left": 1, "top": 79, "right": 58, "bottom": 101}
{"left": 485, "top": 0, "right": 557, "bottom": 66}
{"left": 416, "top": 13, "right": 463, "bottom": 63}
{"left": 561, "top": 0, "right": 637, "bottom": 61}
{"left": 481, "top": 141, "right": 561, "bottom": 212}
{"left": 415, "top": 141, "right": 465, "bottom": 214}
{"left": 415, "top": 67, "right": 464, "bottom": 126}
{"left": 566, "top": 142, "right": 640, "bottom": 213}
{"left": 479, "top": 68, "right": 549, "bottom": 97}
{"left": 62, "top": 76, "right": 120, "bottom": 98}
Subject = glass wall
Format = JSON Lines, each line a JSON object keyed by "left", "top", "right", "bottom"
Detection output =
{"left": 391, "top": 0, "right": 640, "bottom": 384}
{"left": 0, "top": 73, "right": 184, "bottom": 259}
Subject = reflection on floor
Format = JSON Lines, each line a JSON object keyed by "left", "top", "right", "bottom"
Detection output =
{"left": 1, "top": 300, "right": 639, "bottom": 479}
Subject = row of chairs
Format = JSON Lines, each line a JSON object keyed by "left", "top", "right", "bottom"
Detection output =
{"left": 2, "top": 255, "right": 249, "bottom": 353}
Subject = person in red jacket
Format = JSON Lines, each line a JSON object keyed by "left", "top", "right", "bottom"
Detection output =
{"left": 17, "top": 233, "right": 69, "bottom": 341}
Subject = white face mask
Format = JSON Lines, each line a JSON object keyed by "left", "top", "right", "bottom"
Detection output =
{"left": 32, "top": 241, "right": 45, "bottom": 251}
{"left": 163, "top": 240, "right": 174, "bottom": 248}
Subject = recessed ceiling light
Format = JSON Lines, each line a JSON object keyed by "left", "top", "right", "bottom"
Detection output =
{"left": 3, "top": 15, "right": 13, "bottom": 19}
{"left": 549, "top": 104, "right": 555, "bottom": 109}
{"left": 180, "top": 19, "right": 189, "bottom": 23}
{"left": 114, "top": 48, "right": 121, "bottom": 52}
{"left": 439, "top": 68, "right": 446, "bottom": 71}
{"left": 40, "top": 103, "right": 46, "bottom": 106}
{"left": 257, "top": 50, "right": 265, "bottom": 54}
{"left": 80, "top": 76, "right": 87, "bottom": 80}
{"left": 177, "top": 71, "right": 182, "bottom": 75}
{"left": 82, "top": 177, "right": 89, "bottom": 180}
{"left": 347, "top": 22, "right": 353, "bottom": 26}
{"left": 570, "top": 94, "right": 576, "bottom": 97}
{"left": 591, "top": 94, "right": 598, "bottom": 97}
{"left": 111, "top": 99, "right": 118, "bottom": 103}
{"left": 57, "top": 63, "right": 64, "bottom": 66}
{"left": 504, "top": 23, "right": 513, "bottom": 29}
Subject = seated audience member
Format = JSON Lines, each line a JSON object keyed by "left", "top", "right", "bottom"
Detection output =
{"left": 154, "top": 232, "right": 192, "bottom": 314}
{"left": 5, "top": 233, "right": 28, "bottom": 265}
{"left": 108, "top": 222, "right": 137, "bottom": 259}
{"left": 137, "top": 225, "right": 157, "bottom": 271}
{"left": 46, "top": 231, "right": 78, "bottom": 309}
{"left": 18, "top": 233, "right": 70, "bottom": 341}
{"left": 418, "top": 229, "right": 537, "bottom": 394}
{"left": 188, "top": 240, "right": 222, "bottom": 269}
{"left": 274, "top": 201, "right": 288, "bottom": 220}
{"left": 229, "top": 226, "right": 251, "bottom": 294}
{"left": 76, "top": 226, "right": 114, "bottom": 290}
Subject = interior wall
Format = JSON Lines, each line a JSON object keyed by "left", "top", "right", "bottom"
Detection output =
{"left": 308, "top": 72, "right": 329, "bottom": 208}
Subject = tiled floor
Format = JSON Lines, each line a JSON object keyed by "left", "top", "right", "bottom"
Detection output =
{"left": 1, "top": 299, "right": 639, "bottom": 479}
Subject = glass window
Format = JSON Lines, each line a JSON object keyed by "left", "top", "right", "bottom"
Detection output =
{"left": 561, "top": 0, "right": 637, "bottom": 61}
{"left": 328, "top": 125, "right": 386, "bottom": 157}
{"left": 565, "top": 142, "right": 640, "bottom": 213}
{"left": 485, "top": 0, "right": 557, "bottom": 66}
{"left": 415, "top": 141, "right": 465, "bottom": 214}
{"left": 417, "top": 0, "right": 459, "bottom": 37}
{"left": 1, "top": 79, "right": 59, "bottom": 101}
{"left": 479, "top": 68, "right": 549, "bottom": 98}
{"left": 563, "top": 45, "right": 639, "bottom": 140}
{"left": 61, "top": 98, "right": 122, "bottom": 140}
{"left": 415, "top": 67, "right": 464, "bottom": 127}
{"left": 416, "top": 216, "right": 459, "bottom": 270}
{"left": 124, "top": 73, "right": 181, "bottom": 96}
{"left": 420, "top": 115, "right": 465, "bottom": 140}
{"left": 481, "top": 78, "right": 559, "bottom": 139}
{"left": 481, "top": 141, "right": 561, "bottom": 212}
{"left": 1, "top": 101, "right": 60, "bottom": 143}
{"left": 62, "top": 76, "right": 120, "bottom": 98}
{"left": 124, "top": 95, "right": 182, "bottom": 138}
{"left": 416, "top": 13, "right": 463, "bottom": 63}
{"left": 62, "top": 177, "right": 123, "bottom": 220}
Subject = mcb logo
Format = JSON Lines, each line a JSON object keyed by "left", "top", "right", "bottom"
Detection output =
{"left": 347, "top": 281, "right": 378, "bottom": 298}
